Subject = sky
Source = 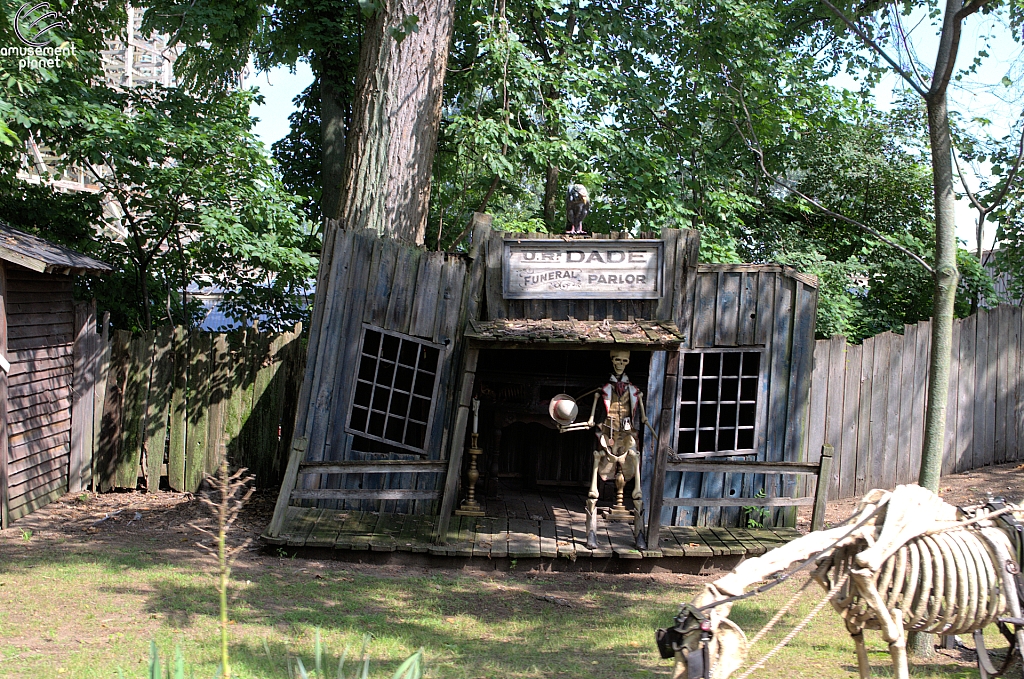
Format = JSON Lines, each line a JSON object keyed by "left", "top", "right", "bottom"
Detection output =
{"left": 245, "top": 10, "right": 1023, "bottom": 251}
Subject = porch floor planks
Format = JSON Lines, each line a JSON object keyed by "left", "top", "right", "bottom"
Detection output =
{"left": 539, "top": 519, "right": 558, "bottom": 558}
{"left": 669, "top": 526, "right": 716, "bottom": 558}
{"left": 507, "top": 518, "right": 541, "bottom": 558}
{"left": 490, "top": 517, "right": 509, "bottom": 558}
{"left": 269, "top": 507, "right": 797, "bottom": 561}
{"left": 306, "top": 509, "right": 348, "bottom": 547}
{"left": 398, "top": 514, "right": 434, "bottom": 553}
{"left": 604, "top": 519, "right": 642, "bottom": 558}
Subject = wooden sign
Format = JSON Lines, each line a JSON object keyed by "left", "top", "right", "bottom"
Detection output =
{"left": 502, "top": 239, "right": 664, "bottom": 299}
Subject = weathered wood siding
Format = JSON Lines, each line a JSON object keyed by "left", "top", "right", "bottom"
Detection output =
{"left": 4, "top": 264, "right": 75, "bottom": 522}
{"left": 663, "top": 265, "right": 819, "bottom": 528}
{"left": 805, "top": 304, "right": 1024, "bottom": 500}
{"left": 287, "top": 229, "right": 473, "bottom": 514}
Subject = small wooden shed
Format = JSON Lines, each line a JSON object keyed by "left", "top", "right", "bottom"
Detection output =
{"left": 267, "top": 222, "right": 818, "bottom": 542}
{"left": 0, "top": 223, "right": 111, "bottom": 528}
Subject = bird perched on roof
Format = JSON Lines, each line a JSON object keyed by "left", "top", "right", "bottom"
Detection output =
{"left": 566, "top": 183, "right": 590, "bottom": 235}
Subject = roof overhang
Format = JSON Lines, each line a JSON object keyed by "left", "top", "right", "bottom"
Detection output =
{"left": 0, "top": 223, "right": 113, "bottom": 276}
{"left": 465, "top": 319, "right": 684, "bottom": 349}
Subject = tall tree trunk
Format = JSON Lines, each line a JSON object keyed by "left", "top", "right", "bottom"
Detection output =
{"left": 543, "top": 164, "right": 560, "bottom": 231}
{"left": 332, "top": 0, "right": 456, "bottom": 246}
{"left": 320, "top": 73, "right": 349, "bottom": 223}
{"left": 919, "top": 93, "right": 958, "bottom": 494}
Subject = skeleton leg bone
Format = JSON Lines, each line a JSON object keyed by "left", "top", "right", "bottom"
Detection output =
{"left": 585, "top": 448, "right": 602, "bottom": 550}
{"left": 850, "top": 630, "right": 871, "bottom": 679}
{"left": 625, "top": 448, "right": 647, "bottom": 550}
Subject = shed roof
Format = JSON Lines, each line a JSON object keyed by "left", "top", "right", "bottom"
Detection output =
{"left": 0, "top": 223, "right": 112, "bottom": 275}
{"left": 466, "top": 318, "right": 684, "bottom": 348}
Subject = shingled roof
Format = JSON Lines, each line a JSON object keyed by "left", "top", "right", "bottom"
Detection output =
{"left": 465, "top": 318, "right": 685, "bottom": 348}
{"left": 0, "top": 222, "right": 112, "bottom": 275}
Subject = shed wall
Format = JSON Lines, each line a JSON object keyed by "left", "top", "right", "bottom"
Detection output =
{"left": 291, "top": 229, "right": 472, "bottom": 513}
{"left": 5, "top": 264, "right": 74, "bottom": 521}
{"left": 663, "top": 265, "right": 818, "bottom": 527}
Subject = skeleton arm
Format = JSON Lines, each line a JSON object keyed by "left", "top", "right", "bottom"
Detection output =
{"left": 557, "top": 393, "right": 601, "bottom": 432}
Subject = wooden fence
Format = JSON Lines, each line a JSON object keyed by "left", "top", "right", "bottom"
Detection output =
{"left": 89, "top": 323, "right": 306, "bottom": 493}
{"left": 803, "top": 304, "right": 1024, "bottom": 501}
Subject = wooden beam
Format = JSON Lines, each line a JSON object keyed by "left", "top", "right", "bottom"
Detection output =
{"left": 666, "top": 461, "right": 822, "bottom": 475}
{"left": 266, "top": 436, "right": 307, "bottom": 538}
{"left": 435, "top": 347, "right": 478, "bottom": 543}
{"left": 290, "top": 489, "right": 441, "bottom": 501}
{"left": 661, "top": 497, "right": 814, "bottom": 507}
{"left": 811, "top": 445, "right": 833, "bottom": 532}
{"left": 299, "top": 461, "right": 447, "bottom": 475}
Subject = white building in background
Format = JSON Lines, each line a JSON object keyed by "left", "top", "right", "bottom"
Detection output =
{"left": 17, "top": 4, "right": 180, "bottom": 207}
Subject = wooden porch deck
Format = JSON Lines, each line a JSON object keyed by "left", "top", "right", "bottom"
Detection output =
{"left": 263, "top": 504, "right": 802, "bottom": 561}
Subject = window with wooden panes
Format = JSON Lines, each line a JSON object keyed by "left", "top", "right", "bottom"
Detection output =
{"left": 347, "top": 326, "right": 442, "bottom": 453}
{"left": 677, "top": 350, "right": 762, "bottom": 457}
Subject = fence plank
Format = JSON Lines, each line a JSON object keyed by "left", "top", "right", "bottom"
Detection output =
{"left": 184, "top": 332, "right": 213, "bottom": 492}
{"left": 1010, "top": 307, "right": 1021, "bottom": 462}
{"left": 839, "top": 342, "right": 862, "bottom": 499}
{"left": 975, "top": 310, "right": 993, "bottom": 468}
{"left": 805, "top": 340, "right": 829, "bottom": 464}
{"left": 941, "top": 319, "right": 960, "bottom": 476}
{"left": 144, "top": 326, "right": 175, "bottom": 490}
{"left": 204, "top": 334, "right": 231, "bottom": 476}
{"left": 882, "top": 330, "right": 902, "bottom": 489}
{"left": 115, "top": 332, "right": 151, "bottom": 489}
{"left": 95, "top": 330, "right": 129, "bottom": 492}
{"left": 896, "top": 325, "right": 917, "bottom": 485}
{"left": 166, "top": 327, "right": 188, "bottom": 491}
{"left": 911, "top": 320, "right": 930, "bottom": 480}
{"left": 69, "top": 302, "right": 93, "bottom": 493}
{"left": 851, "top": 335, "right": 871, "bottom": 496}
{"left": 995, "top": 306, "right": 1010, "bottom": 463}
{"left": 824, "top": 336, "right": 845, "bottom": 500}
{"left": 868, "top": 333, "right": 891, "bottom": 490}
{"left": 956, "top": 315, "right": 976, "bottom": 473}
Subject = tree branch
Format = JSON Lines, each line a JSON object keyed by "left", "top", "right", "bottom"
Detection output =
{"left": 819, "top": 0, "right": 928, "bottom": 98}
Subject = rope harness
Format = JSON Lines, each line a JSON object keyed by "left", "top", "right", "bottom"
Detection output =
{"left": 656, "top": 498, "right": 1024, "bottom": 679}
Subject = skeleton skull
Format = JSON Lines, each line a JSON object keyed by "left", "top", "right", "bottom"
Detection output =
{"left": 610, "top": 349, "right": 630, "bottom": 376}
{"left": 671, "top": 588, "right": 748, "bottom": 679}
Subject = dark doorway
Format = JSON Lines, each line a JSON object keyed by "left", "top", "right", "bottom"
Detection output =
{"left": 474, "top": 348, "right": 650, "bottom": 496}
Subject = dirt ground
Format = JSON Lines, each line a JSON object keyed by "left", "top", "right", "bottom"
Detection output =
{"left": 2, "top": 463, "right": 1023, "bottom": 676}
{"left": 4, "top": 460, "right": 1023, "bottom": 584}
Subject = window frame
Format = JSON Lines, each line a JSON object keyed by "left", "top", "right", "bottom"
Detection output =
{"left": 344, "top": 324, "right": 446, "bottom": 455}
{"left": 674, "top": 347, "right": 765, "bottom": 459}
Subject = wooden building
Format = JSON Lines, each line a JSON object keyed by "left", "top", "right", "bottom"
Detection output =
{"left": 0, "top": 224, "right": 111, "bottom": 528}
{"left": 267, "top": 222, "right": 818, "bottom": 544}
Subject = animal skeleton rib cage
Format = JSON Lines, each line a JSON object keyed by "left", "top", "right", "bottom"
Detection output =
{"left": 669, "top": 485, "right": 1024, "bottom": 679}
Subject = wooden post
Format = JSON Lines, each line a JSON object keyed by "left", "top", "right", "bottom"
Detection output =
{"left": 647, "top": 349, "right": 678, "bottom": 550}
{"left": 266, "top": 436, "right": 307, "bottom": 538}
{"left": 92, "top": 312, "right": 110, "bottom": 491}
{"left": 435, "top": 347, "right": 478, "bottom": 543}
{"left": 69, "top": 302, "right": 95, "bottom": 493}
{"left": 811, "top": 444, "right": 833, "bottom": 532}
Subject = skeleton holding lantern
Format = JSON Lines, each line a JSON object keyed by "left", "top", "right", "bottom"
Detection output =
{"left": 550, "top": 348, "right": 649, "bottom": 551}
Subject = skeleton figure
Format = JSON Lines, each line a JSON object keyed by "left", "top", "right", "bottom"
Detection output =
{"left": 662, "top": 485, "right": 1024, "bottom": 679}
{"left": 578, "top": 349, "right": 648, "bottom": 551}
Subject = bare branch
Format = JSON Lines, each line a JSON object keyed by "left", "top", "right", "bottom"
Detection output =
{"left": 819, "top": 0, "right": 928, "bottom": 98}
{"left": 892, "top": 7, "right": 929, "bottom": 89}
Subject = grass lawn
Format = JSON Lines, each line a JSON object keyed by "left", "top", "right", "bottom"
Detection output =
{"left": 0, "top": 492, "right": 1013, "bottom": 678}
